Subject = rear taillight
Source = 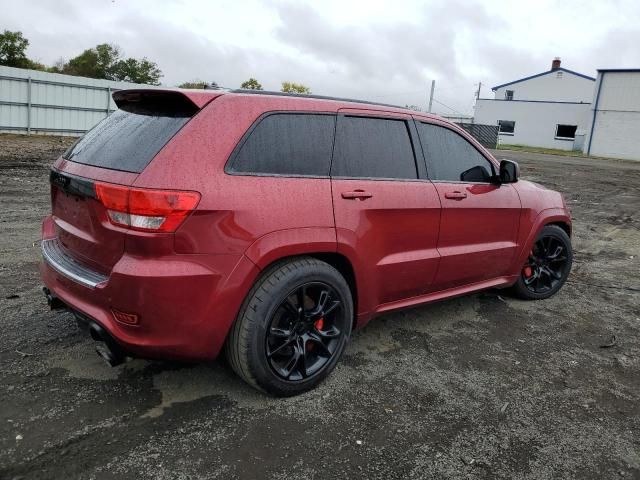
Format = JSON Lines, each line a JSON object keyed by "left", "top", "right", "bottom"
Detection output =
{"left": 95, "top": 182, "right": 200, "bottom": 233}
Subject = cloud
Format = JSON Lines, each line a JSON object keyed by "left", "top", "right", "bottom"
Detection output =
{"left": 2, "top": 0, "right": 640, "bottom": 114}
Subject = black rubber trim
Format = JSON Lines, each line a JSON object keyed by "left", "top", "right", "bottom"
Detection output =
{"left": 49, "top": 169, "right": 96, "bottom": 199}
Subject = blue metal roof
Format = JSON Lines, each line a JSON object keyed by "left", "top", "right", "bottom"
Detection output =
{"left": 491, "top": 67, "right": 596, "bottom": 91}
{"left": 596, "top": 68, "right": 640, "bottom": 72}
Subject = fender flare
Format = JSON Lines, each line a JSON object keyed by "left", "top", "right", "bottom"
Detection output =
{"left": 244, "top": 227, "right": 338, "bottom": 269}
{"left": 511, "top": 208, "right": 572, "bottom": 271}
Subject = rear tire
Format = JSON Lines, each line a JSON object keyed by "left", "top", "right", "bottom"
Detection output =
{"left": 226, "top": 257, "right": 353, "bottom": 396}
{"left": 511, "top": 224, "right": 572, "bottom": 300}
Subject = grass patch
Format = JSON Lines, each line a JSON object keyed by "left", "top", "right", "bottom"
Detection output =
{"left": 496, "top": 144, "right": 587, "bottom": 157}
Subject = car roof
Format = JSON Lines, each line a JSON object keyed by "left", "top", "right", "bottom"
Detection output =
{"left": 115, "top": 87, "right": 445, "bottom": 121}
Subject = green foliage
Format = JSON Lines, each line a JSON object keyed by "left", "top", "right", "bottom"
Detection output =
{"left": 111, "top": 57, "right": 162, "bottom": 85}
{"left": 178, "top": 80, "right": 209, "bottom": 89}
{"left": 0, "top": 32, "right": 162, "bottom": 84}
{"left": 61, "top": 43, "right": 161, "bottom": 84}
{"left": 63, "top": 43, "right": 120, "bottom": 78}
{"left": 240, "top": 78, "right": 263, "bottom": 90}
{"left": 0, "top": 30, "right": 41, "bottom": 69}
{"left": 280, "top": 81, "right": 311, "bottom": 94}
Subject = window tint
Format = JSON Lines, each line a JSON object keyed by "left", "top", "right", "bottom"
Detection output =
{"left": 417, "top": 123, "right": 495, "bottom": 182}
{"left": 332, "top": 116, "right": 417, "bottom": 179}
{"left": 230, "top": 114, "right": 335, "bottom": 176}
{"left": 64, "top": 109, "right": 190, "bottom": 173}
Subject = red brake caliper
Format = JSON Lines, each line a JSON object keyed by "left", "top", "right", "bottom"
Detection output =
{"left": 307, "top": 318, "right": 324, "bottom": 352}
{"left": 523, "top": 249, "right": 534, "bottom": 278}
{"left": 314, "top": 318, "right": 324, "bottom": 330}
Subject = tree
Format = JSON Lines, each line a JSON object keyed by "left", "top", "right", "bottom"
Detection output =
{"left": 60, "top": 43, "right": 161, "bottom": 84}
{"left": 0, "top": 30, "right": 39, "bottom": 69}
{"left": 63, "top": 43, "right": 121, "bottom": 79}
{"left": 178, "top": 80, "right": 208, "bottom": 89}
{"left": 280, "top": 81, "right": 311, "bottom": 94}
{"left": 111, "top": 57, "right": 162, "bottom": 85}
{"left": 47, "top": 57, "right": 66, "bottom": 74}
{"left": 240, "top": 78, "right": 263, "bottom": 90}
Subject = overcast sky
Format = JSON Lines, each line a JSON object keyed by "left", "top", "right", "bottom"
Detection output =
{"left": 3, "top": 0, "right": 640, "bottom": 114}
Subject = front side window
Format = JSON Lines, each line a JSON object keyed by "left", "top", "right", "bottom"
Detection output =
{"left": 229, "top": 113, "right": 336, "bottom": 176}
{"left": 505, "top": 90, "right": 514, "bottom": 100}
{"left": 498, "top": 120, "right": 515, "bottom": 135}
{"left": 332, "top": 116, "right": 417, "bottom": 179}
{"left": 555, "top": 124, "right": 577, "bottom": 140}
{"left": 417, "top": 122, "right": 495, "bottom": 183}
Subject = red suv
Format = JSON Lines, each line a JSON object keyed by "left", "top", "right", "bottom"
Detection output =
{"left": 41, "top": 89, "right": 572, "bottom": 396}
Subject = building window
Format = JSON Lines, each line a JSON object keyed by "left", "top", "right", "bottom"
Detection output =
{"left": 505, "top": 90, "right": 514, "bottom": 101}
{"left": 555, "top": 124, "right": 577, "bottom": 140}
{"left": 498, "top": 120, "right": 515, "bottom": 135}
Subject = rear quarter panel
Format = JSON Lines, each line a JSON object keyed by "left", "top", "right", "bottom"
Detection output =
{"left": 133, "top": 94, "right": 340, "bottom": 256}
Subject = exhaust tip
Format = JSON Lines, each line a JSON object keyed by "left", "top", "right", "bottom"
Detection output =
{"left": 42, "top": 287, "right": 66, "bottom": 310}
{"left": 89, "top": 323, "right": 126, "bottom": 367}
{"left": 95, "top": 344, "right": 124, "bottom": 367}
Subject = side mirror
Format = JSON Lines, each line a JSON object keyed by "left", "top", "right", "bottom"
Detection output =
{"left": 499, "top": 159, "right": 519, "bottom": 183}
{"left": 460, "top": 165, "right": 491, "bottom": 182}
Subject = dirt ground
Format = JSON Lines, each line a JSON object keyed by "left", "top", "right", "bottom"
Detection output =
{"left": 0, "top": 134, "right": 639, "bottom": 480}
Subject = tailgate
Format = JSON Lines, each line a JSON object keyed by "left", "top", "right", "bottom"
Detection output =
{"left": 47, "top": 89, "right": 205, "bottom": 274}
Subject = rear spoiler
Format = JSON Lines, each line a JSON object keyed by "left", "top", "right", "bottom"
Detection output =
{"left": 112, "top": 89, "right": 222, "bottom": 116}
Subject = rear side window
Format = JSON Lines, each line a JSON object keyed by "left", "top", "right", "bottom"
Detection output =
{"left": 417, "top": 122, "right": 495, "bottom": 182}
{"left": 229, "top": 113, "right": 336, "bottom": 176}
{"left": 64, "top": 100, "right": 194, "bottom": 174}
{"left": 332, "top": 116, "right": 417, "bottom": 179}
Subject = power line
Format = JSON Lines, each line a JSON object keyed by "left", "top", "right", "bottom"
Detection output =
{"left": 431, "top": 98, "right": 465, "bottom": 116}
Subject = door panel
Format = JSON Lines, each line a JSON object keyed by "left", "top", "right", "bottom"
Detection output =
{"left": 333, "top": 179, "right": 441, "bottom": 307}
{"left": 433, "top": 182, "right": 521, "bottom": 289}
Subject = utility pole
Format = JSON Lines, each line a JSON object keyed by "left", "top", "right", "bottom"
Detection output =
{"left": 476, "top": 81, "right": 482, "bottom": 100}
{"left": 428, "top": 80, "right": 435, "bottom": 113}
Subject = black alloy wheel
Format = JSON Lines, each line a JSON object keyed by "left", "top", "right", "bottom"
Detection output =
{"left": 226, "top": 257, "right": 353, "bottom": 396}
{"left": 522, "top": 235, "right": 570, "bottom": 294}
{"left": 512, "top": 224, "right": 573, "bottom": 300}
{"left": 266, "top": 282, "right": 344, "bottom": 381}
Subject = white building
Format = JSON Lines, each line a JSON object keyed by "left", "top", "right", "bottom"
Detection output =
{"left": 474, "top": 59, "right": 595, "bottom": 150}
{"left": 584, "top": 69, "right": 640, "bottom": 160}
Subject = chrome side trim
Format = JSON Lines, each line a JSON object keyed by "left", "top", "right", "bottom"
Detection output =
{"left": 41, "top": 238, "right": 108, "bottom": 289}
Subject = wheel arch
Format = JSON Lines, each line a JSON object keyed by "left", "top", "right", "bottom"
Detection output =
{"left": 249, "top": 252, "right": 359, "bottom": 329}
{"left": 512, "top": 208, "right": 572, "bottom": 274}
{"left": 243, "top": 228, "right": 360, "bottom": 326}
{"left": 546, "top": 220, "right": 571, "bottom": 237}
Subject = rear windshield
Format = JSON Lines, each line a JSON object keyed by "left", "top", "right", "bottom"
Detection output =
{"left": 64, "top": 105, "right": 192, "bottom": 173}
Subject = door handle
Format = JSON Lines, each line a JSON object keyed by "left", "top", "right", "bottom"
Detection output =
{"left": 444, "top": 191, "right": 467, "bottom": 200}
{"left": 341, "top": 190, "right": 373, "bottom": 200}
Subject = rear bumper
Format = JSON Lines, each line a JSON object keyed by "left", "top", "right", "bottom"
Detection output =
{"left": 40, "top": 228, "right": 260, "bottom": 362}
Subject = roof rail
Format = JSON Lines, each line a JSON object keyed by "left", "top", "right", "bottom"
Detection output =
{"left": 229, "top": 89, "right": 405, "bottom": 110}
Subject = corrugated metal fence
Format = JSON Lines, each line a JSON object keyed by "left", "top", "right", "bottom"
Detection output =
{"left": 455, "top": 122, "right": 499, "bottom": 149}
{"left": 0, "top": 66, "right": 150, "bottom": 136}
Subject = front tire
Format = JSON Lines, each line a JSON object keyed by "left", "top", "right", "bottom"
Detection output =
{"left": 226, "top": 257, "right": 353, "bottom": 396}
{"left": 511, "top": 224, "right": 573, "bottom": 300}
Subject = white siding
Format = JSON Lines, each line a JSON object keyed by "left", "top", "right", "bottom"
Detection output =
{"left": 584, "top": 71, "right": 640, "bottom": 160}
{"left": 0, "top": 65, "right": 152, "bottom": 136}
{"left": 493, "top": 70, "right": 595, "bottom": 103}
{"left": 475, "top": 99, "right": 591, "bottom": 150}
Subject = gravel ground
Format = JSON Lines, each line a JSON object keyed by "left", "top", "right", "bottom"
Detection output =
{"left": 0, "top": 134, "right": 639, "bottom": 480}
